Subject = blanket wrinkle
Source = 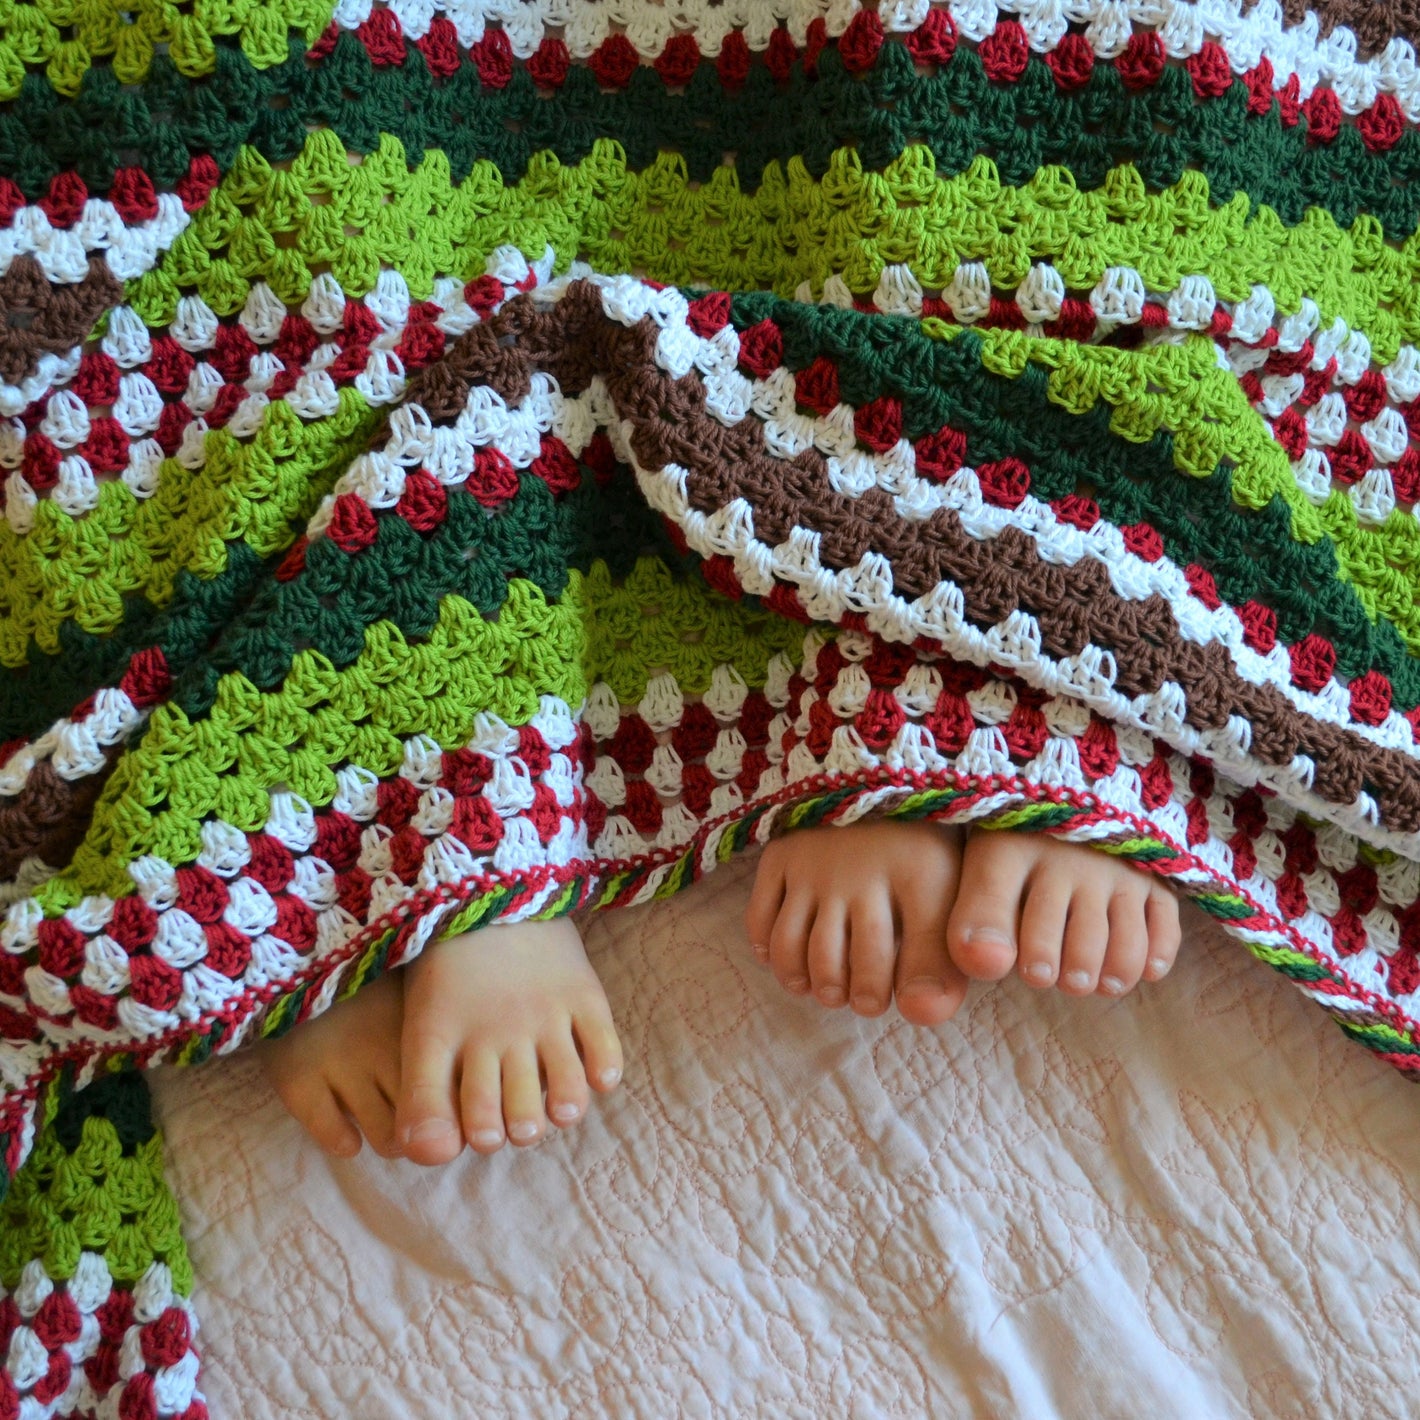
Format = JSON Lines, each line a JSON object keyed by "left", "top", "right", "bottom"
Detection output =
{"left": 2, "top": 2, "right": 1420, "bottom": 1416}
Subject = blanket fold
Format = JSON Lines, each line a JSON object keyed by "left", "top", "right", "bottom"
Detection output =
{"left": 3, "top": 1, "right": 1420, "bottom": 1413}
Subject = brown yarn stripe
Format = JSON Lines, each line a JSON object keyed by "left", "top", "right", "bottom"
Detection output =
{"left": 1254, "top": 0, "right": 1420, "bottom": 61}
{"left": 0, "top": 752, "right": 118, "bottom": 883}
{"left": 0, "top": 256, "right": 124, "bottom": 387}
{"left": 433, "top": 282, "right": 1420, "bottom": 834}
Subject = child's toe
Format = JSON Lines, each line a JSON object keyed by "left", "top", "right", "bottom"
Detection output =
{"left": 1096, "top": 890, "right": 1150, "bottom": 997}
{"left": 501, "top": 1042, "right": 548, "bottom": 1145}
{"left": 893, "top": 916, "right": 969, "bottom": 1027}
{"left": 1017, "top": 867, "right": 1071, "bottom": 988}
{"left": 946, "top": 833, "right": 1030, "bottom": 980}
{"left": 574, "top": 1005, "right": 623, "bottom": 1093}
{"left": 768, "top": 891, "right": 815, "bottom": 996}
{"left": 459, "top": 1048, "right": 506, "bottom": 1153}
{"left": 1143, "top": 885, "right": 1183, "bottom": 981}
{"left": 541, "top": 1024, "right": 590, "bottom": 1128}
{"left": 846, "top": 893, "right": 895, "bottom": 1016}
{"left": 349, "top": 1083, "right": 401, "bottom": 1159}
{"left": 396, "top": 1027, "right": 464, "bottom": 1166}
{"left": 1058, "top": 888, "right": 1110, "bottom": 994}
{"left": 744, "top": 847, "right": 785, "bottom": 965}
{"left": 290, "top": 1081, "right": 362, "bottom": 1158}
{"left": 806, "top": 901, "right": 849, "bottom": 1007}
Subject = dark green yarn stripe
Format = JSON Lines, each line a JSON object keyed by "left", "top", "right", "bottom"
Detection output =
{"left": 0, "top": 543, "right": 268, "bottom": 743}
{"left": 6, "top": 34, "right": 1419, "bottom": 239}
{"left": 1189, "top": 891, "right": 1258, "bottom": 921}
{"left": 439, "top": 881, "right": 524, "bottom": 938}
{"left": 1, "top": 460, "right": 667, "bottom": 742}
{"left": 532, "top": 876, "right": 587, "bottom": 918}
{"left": 730, "top": 294, "right": 1420, "bottom": 710}
{"left": 173, "top": 462, "right": 681, "bottom": 720}
{"left": 1339, "top": 1018, "right": 1420, "bottom": 1054}
{"left": 783, "top": 783, "right": 865, "bottom": 830}
{"left": 49, "top": 1071, "right": 156, "bottom": 1155}
{"left": 175, "top": 1014, "right": 229, "bottom": 1066}
{"left": 1099, "top": 836, "right": 1184, "bottom": 864}
{"left": 889, "top": 784, "right": 976, "bottom": 820}
{"left": 984, "top": 801, "right": 1084, "bottom": 832}
{"left": 1272, "top": 955, "right": 1339, "bottom": 984}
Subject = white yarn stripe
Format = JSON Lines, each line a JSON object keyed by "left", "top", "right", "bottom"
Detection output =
{"left": 322, "top": 0, "right": 1420, "bottom": 122}
{"left": 555, "top": 270, "right": 1420, "bottom": 772}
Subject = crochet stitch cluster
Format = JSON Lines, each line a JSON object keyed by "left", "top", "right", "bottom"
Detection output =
{"left": 3, "top": 2, "right": 1420, "bottom": 1415}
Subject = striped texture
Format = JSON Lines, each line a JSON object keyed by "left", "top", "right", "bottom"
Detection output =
{"left": 3, "top": 3, "right": 1420, "bottom": 1414}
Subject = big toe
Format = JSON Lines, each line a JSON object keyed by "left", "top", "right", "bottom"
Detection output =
{"left": 397, "top": 1013, "right": 464, "bottom": 1165}
{"left": 947, "top": 832, "right": 1033, "bottom": 979}
{"left": 397, "top": 1080, "right": 463, "bottom": 1165}
{"left": 894, "top": 924, "right": 969, "bottom": 1027}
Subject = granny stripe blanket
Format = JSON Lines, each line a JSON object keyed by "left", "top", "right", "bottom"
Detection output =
{"left": 2, "top": 0, "right": 1420, "bottom": 1413}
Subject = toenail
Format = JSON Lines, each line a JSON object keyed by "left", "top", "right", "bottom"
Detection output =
{"left": 598, "top": 1067, "right": 621, "bottom": 1088}
{"left": 409, "top": 1119, "right": 456, "bottom": 1145}
{"left": 963, "top": 926, "right": 1014, "bottom": 947}
{"left": 752, "top": 943, "right": 769, "bottom": 962}
{"left": 786, "top": 975, "right": 809, "bottom": 994}
{"left": 1024, "top": 962, "right": 1054, "bottom": 984}
{"left": 900, "top": 975, "right": 943, "bottom": 997}
{"left": 472, "top": 1129, "right": 503, "bottom": 1150}
{"left": 852, "top": 995, "right": 880, "bottom": 1013}
{"left": 1063, "top": 970, "right": 1093, "bottom": 991}
{"left": 508, "top": 1120, "right": 540, "bottom": 1142}
{"left": 549, "top": 1102, "right": 580, "bottom": 1124}
{"left": 1099, "top": 975, "right": 1126, "bottom": 996}
{"left": 817, "top": 985, "right": 846, "bottom": 1006}
{"left": 1147, "top": 957, "right": 1170, "bottom": 979}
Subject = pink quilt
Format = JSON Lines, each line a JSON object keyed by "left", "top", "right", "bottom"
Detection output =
{"left": 152, "top": 854, "right": 1420, "bottom": 1418}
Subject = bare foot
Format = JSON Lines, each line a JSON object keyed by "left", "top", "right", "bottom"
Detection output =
{"left": 396, "top": 916, "right": 624, "bottom": 1165}
{"left": 948, "top": 831, "right": 1183, "bottom": 997}
{"left": 260, "top": 969, "right": 404, "bottom": 1159}
{"left": 744, "top": 819, "right": 968, "bottom": 1026}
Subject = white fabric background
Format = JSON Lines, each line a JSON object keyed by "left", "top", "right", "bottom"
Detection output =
{"left": 151, "top": 853, "right": 1420, "bottom": 1419}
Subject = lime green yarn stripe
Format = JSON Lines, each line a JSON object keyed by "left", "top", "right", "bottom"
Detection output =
{"left": 0, "top": 0, "right": 333, "bottom": 100}
{"left": 1098, "top": 835, "right": 1187, "bottom": 863}
{"left": 947, "top": 321, "right": 1420, "bottom": 658}
{"left": 0, "top": 392, "right": 374, "bottom": 667}
{"left": 259, "top": 925, "right": 396, "bottom": 1041}
{"left": 978, "top": 801, "right": 1080, "bottom": 832}
{"left": 580, "top": 555, "right": 802, "bottom": 705}
{"left": 134, "top": 137, "right": 1420, "bottom": 365}
{"left": 50, "top": 580, "right": 586, "bottom": 902}
{"left": 1340, "top": 1018, "right": 1420, "bottom": 1054}
{"left": 41, "top": 558, "right": 796, "bottom": 905}
{"left": 440, "top": 882, "right": 528, "bottom": 939}
{"left": 1242, "top": 939, "right": 1334, "bottom": 982}
{"left": 0, "top": 1073, "right": 190, "bottom": 1291}
{"left": 0, "top": 1129, "right": 187, "bottom": 1288}
{"left": 962, "top": 323, "right": 1317, "bottom": 535}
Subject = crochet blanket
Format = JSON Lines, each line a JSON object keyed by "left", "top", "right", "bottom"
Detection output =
{"left": 3, "top": 0, "right": 1420, "bottom": 1413}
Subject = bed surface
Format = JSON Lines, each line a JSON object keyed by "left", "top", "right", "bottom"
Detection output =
{"left": 150, "top": 854, "right": 1420, "bottom": 1419}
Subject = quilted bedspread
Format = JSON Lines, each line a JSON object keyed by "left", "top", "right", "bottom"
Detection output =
{"left": 153, "top": 856, "right": 1420, "bottom": 1419}
{"left": 4, "top": 1, "right": 1420, "bottom": 1413}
